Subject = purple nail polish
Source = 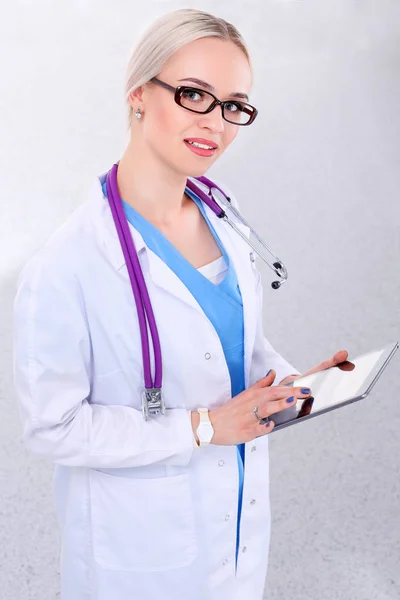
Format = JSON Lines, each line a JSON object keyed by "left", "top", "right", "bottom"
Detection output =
{"left": 286, "top": 396, "right": 295, "bottom": 403}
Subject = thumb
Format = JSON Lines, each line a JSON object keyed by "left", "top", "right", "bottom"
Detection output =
{"left": 252, "top": 369, "right": 276, "bottom": 389}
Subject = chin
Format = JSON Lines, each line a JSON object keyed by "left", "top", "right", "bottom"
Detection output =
{"left": 186, "top": 158, "right": 219, "bottom": 179}
{"left": 186, "top": 167, "right": 211, "bottom": 178}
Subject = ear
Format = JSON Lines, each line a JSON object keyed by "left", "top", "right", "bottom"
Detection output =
{"left": 128, "top": 85, "right": 145, "bottom": 108}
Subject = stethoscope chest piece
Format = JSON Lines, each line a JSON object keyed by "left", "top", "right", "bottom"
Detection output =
{"left": 142, "top": 388, "right": 166, "bottom": 421}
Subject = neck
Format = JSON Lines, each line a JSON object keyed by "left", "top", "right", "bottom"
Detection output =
{"left": 116, "top": 138, "right": 190, "bottom": 226}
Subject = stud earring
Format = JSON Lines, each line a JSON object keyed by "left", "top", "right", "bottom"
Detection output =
{"left": 135, "top": 107, "right": 142, "bottom": 120}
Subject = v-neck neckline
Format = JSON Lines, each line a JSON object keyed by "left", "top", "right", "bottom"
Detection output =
{"left": 101, "top": 177, "right": 243, "bottom": 312}
{"left": 121, "top": 187, "right": 231, "bottom": 287}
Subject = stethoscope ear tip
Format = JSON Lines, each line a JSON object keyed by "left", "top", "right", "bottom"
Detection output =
{"left": 271, "top": 281, "right": 281, "bottom": 290}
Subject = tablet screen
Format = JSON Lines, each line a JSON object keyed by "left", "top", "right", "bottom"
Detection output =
{"left": 270, "top": 344, "right": 398, "bottom": 430}
{"left": 291, "top": 348, "right": 384, "bottom": 413}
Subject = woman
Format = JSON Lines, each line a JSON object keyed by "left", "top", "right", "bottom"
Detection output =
{"left": 13, "top": 8, "right": 347, "bottom": 600}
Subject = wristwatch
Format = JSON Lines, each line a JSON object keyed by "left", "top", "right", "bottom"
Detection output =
{"left": 196, "top": 408, "right": 214, "bottom": 447}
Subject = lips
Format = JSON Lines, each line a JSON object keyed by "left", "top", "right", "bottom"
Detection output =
{"left": 184, "top": 138, "right": 219, "bottom": 149}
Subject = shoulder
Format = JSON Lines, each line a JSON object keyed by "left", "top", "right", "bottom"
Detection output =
{"left": 16, "top": 178, "right": 104, "bottom": 294}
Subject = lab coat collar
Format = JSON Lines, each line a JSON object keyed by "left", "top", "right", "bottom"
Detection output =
{"left": 88, "top": 174, "right": 225, "bottom": 316}
{"left": 91, "top": 172, "right": 244, "bottom": 273}
{"left": 94, "top": 172, "right": 147, "bottom": 266}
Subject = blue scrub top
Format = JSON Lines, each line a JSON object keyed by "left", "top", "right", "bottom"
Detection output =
{"left": 102, "top": 179, "right": 246, "bottom": 570}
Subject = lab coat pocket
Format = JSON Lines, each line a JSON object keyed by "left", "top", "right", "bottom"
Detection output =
{"left": 89, "top": 470, "right": 198, "bottom": 572}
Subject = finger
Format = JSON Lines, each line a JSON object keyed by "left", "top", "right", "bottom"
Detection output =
{"left": 254, "top": 417, "right": 275, "bottom": 438}
{"left": 333, "top": 350, "right": 349, "bottom": 364}
{"left": 259, "top": 387, "right": 311, "bottom": 416}
{"left": 301, "top": 361, "right": 330, "bottom": 377}
{"left": 268, "top": 393, "right": 299, "bottom": 414}
{"left": 257, "top": 385, "right": 312, "bottom": 403}
{"left": 252, "top": 369, "right": 276, "bottom": 389}
{"left": 279, "top": 374, "right": 300, "bottom": 386}
{"left": 300, "top": 350, "right": 348, "bottom": 378}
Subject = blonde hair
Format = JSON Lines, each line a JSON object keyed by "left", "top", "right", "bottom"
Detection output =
{"left": 125, "top": 8, "right": 252, "bottom": 129}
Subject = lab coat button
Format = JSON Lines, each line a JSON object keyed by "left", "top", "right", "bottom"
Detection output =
{"left": 204, "top": 352, "right": 211, "bottom": 360}
{"left": 251, "top": 445, "right": 256, "bottom": 452}
{"left": 218, "top": 460, "right": 224, "bottom": 467}
{"left": 222, "top": 558, "right": 229, "bottom": 566}
{"left": 225, "top": 514, "right": 230, "bottom": 521}
{"left": 242, "top": 546, "right": 247, "bottom": 553}
{"left": 250, "top": 499, "right": 256, "bottom": 505}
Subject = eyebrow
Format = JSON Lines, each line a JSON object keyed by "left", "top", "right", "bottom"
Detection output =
{"left": 178, "top": 77, "right": 249, "bottom": 101}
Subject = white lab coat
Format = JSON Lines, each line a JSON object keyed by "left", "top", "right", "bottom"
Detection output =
{"left": 13, "top": 173, "right": 299, "bottom": 600}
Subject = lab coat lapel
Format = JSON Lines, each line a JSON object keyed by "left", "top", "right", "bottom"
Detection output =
{"left": 144, "top": 210, "right": 259, "bottom": 388}
{"left": 203, "top": 205, "right": 258, "bottom": 388}
{"left": 89, "top": 176, "right": 209, "bottom": 316}
{"left": 144, "top": 249, "right": 205, "bottom": 313}
{"left": 142, "top": 200, "right": 259, "bottom": 373}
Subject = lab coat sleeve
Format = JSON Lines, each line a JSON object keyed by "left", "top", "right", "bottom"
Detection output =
{"left": 254, "top": 262, "right": 301, "bottom": 385}
{"left": 263, "top": 337, "right": 301, "bottom": 384}
{"left": 212, "top": 177, "right": 301, "bottom": 422}
{"left": 255, "top": 255, "right": 302, "bottom": 424}
{"left": 13, "top": 255, "right": 195, "bottom": 469}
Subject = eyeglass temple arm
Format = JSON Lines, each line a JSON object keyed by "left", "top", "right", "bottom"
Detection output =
{"left": 149, "top": 77, "right": 175, "bottom": 92}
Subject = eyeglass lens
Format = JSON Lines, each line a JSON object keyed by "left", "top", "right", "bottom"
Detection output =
{"left": 179, "top": 88, "right": 253, "bottom": 125}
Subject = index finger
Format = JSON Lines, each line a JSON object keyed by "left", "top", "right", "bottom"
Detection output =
{"left": 301, "top": 349, "right": 348, "bottom": 378}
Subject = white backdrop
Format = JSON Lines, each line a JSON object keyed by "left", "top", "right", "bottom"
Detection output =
{"left": 1, "top": 1, "right": 399, "bottom": 598}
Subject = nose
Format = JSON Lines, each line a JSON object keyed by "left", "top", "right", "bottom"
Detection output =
{"left": 198, "top": 103, "right": 225, "bottom": 133}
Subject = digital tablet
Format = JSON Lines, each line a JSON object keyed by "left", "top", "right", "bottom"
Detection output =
{"left": 270, "top": 341, "right": 399, "bottom": 432}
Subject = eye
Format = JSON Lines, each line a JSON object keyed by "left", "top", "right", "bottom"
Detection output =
{"left": 182, "top": 89, "right": 206, "bottom": 103}
{"left": 224, "top": 101, "right": 242, "bottom": 113}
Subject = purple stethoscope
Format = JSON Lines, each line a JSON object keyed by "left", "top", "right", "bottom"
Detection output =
{"left": 105, "top": 162, "right": 288, "bottom": 420}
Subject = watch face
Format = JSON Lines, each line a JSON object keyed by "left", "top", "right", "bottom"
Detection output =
{"left": 197, "top": 421, "right": 214, "bottom": 442}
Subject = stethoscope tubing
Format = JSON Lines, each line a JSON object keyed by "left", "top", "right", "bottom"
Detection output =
{"left": 107, "top": 163, "right": 162, "bottom": 389}
{"left": 189, "top": 175, "right": 288, "bottom": 284}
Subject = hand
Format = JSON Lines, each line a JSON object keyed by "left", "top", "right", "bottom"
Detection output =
{"left": 196, "top": 370, "right": 312, "bottom": 445}
{"left": 278, "top": 349, "right": 349, "bottom": 386}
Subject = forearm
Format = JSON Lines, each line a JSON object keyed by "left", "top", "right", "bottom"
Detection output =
{"left": 21, "top": 399, "right": 195, "bottom": 468}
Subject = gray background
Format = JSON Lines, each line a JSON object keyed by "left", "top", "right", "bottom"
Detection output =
{"left": 1, "top": 0, "right": 399, "bottom": 598}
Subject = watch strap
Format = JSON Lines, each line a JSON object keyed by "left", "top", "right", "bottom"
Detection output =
{"left": 196, "top": 408, "right": 214, "bottom": 447}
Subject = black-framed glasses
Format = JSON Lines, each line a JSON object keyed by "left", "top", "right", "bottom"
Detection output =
{"left": 149, "top": 76, "right": 258, "bottom": 126}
